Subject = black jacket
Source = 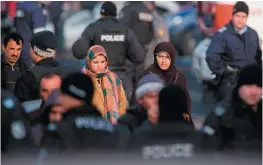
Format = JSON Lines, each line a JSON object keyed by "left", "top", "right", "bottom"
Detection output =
{"left": 14, "top": 58, "right": 60, "bottom": 102}
{"left": 1, "top": 89, "right": 35, "bottom": 153}
{"left": 202, "top": 100, "right": 262, "bottom": 151}
{"left": 76, "top": 16, "right": 144, "bottom": 74}
{"left": 55, "top": 104, "right": 120, "bottom": 149}
{"left": 117, "top": 104, "right": 147, "bottom": 134}
{"left": 119, "top": 2, "right": 154, "bottom": 46}
{"left": 1, "top": 54, "right": 29, "bottom": 93}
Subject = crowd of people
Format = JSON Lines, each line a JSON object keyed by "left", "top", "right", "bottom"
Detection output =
{"left": 1, "top": 1, "right": 262, "bottom": 164}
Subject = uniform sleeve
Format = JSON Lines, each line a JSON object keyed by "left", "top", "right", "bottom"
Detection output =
{"left": 14, "top": 72, "right": 38, "bottom": 102}
{"left": 81, "top": 25, "right": 94, "bottom": 48}
{"left": 206, "top": 32, "right": 227, "bottom": 75}
{"left": 119, "top": 7, "right": 133, "bottom": 27}
{"left": 126, "top": 28, "right": 145, "bottom": 64}
{"left": 31, "top": 6, "right": 46, "bottom": 33}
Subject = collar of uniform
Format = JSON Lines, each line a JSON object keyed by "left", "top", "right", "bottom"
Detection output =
{"left": 234, "top": 26, "right": 247, "bottom": 35}
{"left": 229, "top": 21, "right": 248, "bottom": 35}
{"left": 99, "top": 16, "right": 118, "bottom": 22}
{"left": 36, "top": 57, "right": 59, "bottom": 66}
{"left": 63, "top": 104, "right": 101, "bottom": 119}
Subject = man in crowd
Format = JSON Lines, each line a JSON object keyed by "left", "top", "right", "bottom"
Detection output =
{"left": 118, "top": 73, "right": 164, "bottom": 134}
{"left": 206, "top": 1, "right": 262, "bottom": 105}
{"left": 202, "top": 64, "right": 262, "bottom": 151}
{"left": 15, "top": 1, "right": 49, "bottom": 66}
{"left": 1, "top": 32, "right": 29, "bottom": 93}
{"left": 14, "top": 30, "right": 71, "bottom": 102}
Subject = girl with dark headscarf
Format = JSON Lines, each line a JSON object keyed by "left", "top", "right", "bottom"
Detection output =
{"left": 140, "top": 42, "right": 192, "bottom": 113}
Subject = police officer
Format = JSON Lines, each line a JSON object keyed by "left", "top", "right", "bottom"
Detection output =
{"left": 14, "top": 30, "right": 73, "bottom": 102}
{"left": 72, "top": 1, "right": 145, "bottom": 101}
{"left": 1, "top": 89, "right": 34, "bottom": 153}
{"left": 119, "top": 1, "right": 155, "bottom": 98}
{"left": 206, "top": 1, "right": 262, "bottom": 105}
{"left": 201, "top": 65, "right": 262, "bottom": 151}
{"left": 14, "top": 1, "right": 48, "bottom": 66}
{"left": 49, "top": 73, "right": 119, "bottom": 149}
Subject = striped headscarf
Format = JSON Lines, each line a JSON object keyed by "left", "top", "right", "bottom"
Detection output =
{"left": 82, "top": 45, "right": 123, "bottom": 121}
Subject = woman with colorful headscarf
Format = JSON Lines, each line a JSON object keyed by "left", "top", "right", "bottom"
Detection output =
{"left": 82, "top": 45, "right": 127, "bottom": 124}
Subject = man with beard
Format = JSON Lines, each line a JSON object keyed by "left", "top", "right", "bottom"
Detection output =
{"left": 1, "top": 32, "right": 29, "bottom": 93}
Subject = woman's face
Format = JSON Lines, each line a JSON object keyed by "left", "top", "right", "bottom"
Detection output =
{"left": 89, "top": 55, "right": 107, "bottom": 74}
{"left": 156, "top": 52, "right": 171, "bottom": 70}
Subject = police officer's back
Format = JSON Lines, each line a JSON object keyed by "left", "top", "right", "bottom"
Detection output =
{"left": 202, "top": 65, "right": 262, "bottom": 151}
{"left": 72, "top": 1, "right": 144, "bottom": 79}
{"left": 15, "top": 2, "right": 47, "bottom": 65}
{"left": 206, "top": 2, "right": 262, "bottom": 104}
{"left": 14, "top": 31, "right": 73, "bottom": 102}
{"left": 119, "top": 1, "right": 154, "bottom": 48}
{"left": 49, "top": 73, "right": 120, "bottom": 150}
{"left": 128, "top": 85, "right": 199, "bottom": 154}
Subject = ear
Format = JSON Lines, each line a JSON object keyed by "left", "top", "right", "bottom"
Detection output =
{"left": 1, "top": 44, "right": 5, "bottom": 52}
{"left": 137, "top": 98, "right": 143, "bottom": 105}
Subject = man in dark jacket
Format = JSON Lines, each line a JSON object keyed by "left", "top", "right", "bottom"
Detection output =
{"left": 44, "top": 73, "right": 119, "bottom": 149}
{"left": 202, "top": 64, "right": 262, "bottom": 151}
{"left": 1, "top": 32, "right": 29, "bottom": 93}
{"left": 118, "top": 73, "right": 164, "bottom": 134}
{"left": 14, "top": 30, "right": 72, "bottom": 102}
{"left": 127, "top": 84, "right": 198, "bottom": 160}
{"left": 72, "top": 1, "right": 145, "bottom": 101}
{"left": 206, "top": 1, "right": 262, "bottom": 105}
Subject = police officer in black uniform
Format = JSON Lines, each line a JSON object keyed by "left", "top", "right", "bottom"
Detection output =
{"left": 47, "top": 73, "right": 119, "bottom": 149}
{"left": 1, "top": 89, "right": 35, "bottom": 153}
{"left": 119, "top": 1, "right": 155, "bottom": 100}
{"left": 206, "top": 1, "right": 262, "bottom": 106}
{"left": 72, "top": 1, "right": 145, "bottom": 101}
{"left": 14, "top": 1, "right": 48, "bottom": 66}
{"left": 14, "top": 30, "right": 73, "bottom": 102}
{"left": 202, "top": 65, "right": 262, "bottom": 151}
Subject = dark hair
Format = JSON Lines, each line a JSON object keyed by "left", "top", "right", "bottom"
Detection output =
{"left": 40, "top": 72, "right": 62, "bottom": 81}
{"left": 3, "top": 32, "right": 24, "bottom": 47}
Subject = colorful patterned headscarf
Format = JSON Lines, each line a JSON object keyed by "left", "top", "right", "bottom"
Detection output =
{"left": 82, "top": 45, "right": 123, "bottom": 121}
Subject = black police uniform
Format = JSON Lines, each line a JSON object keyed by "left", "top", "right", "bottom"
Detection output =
{"left": 206, "top": 22, "right": 262, "bottom": 105}
{"left": 14, "top": 58, "right": 60, "bottom": 102}
{"left": 119, "top": 2, "right": 154, "bottom": 96}
{"left": 55, "top": 104, "right": 120, "bottom": 150}
{"left": 1, "top": 53, "right": 29, "bottom": 93}
{"left": 202, "top": 101, "right": 262, "bottom": 151}
{"left": 1, "top": 89, "right": 35, "bottom": 153}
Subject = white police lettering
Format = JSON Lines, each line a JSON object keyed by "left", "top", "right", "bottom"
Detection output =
{"left": 69, "top": 85, "right": 86, "bottom": 98}
{"left": 142, "top": 143, "right": 194, "bottom": 159}
{"left": 75, "top": 117, "right": 114, "bottom": 132}
{"left": 101, "top": 35, "right": 125, "bottom": 42}
{"left": 138, "top": 12, "right": 153, "bottom": 22}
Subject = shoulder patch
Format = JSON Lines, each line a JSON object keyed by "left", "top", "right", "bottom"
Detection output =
{"left": 218, "top": 26, "right": 227, "bottom": 33}
{"left": 201, "top": 125, "right": 215, "bottom": 136}
{"left": 214, "top": 104, "right": 226, "bottom": 116}
{"left": 2, "top": 97, "right": 16, "bottom": 110}
{"left": 11, "top": 120, "right": 27, "bottom": 140}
